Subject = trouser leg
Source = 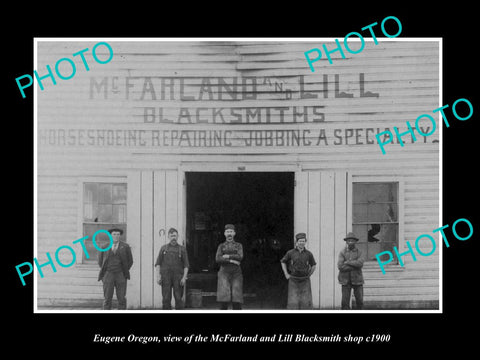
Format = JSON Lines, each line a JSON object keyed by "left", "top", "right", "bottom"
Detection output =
{"left": 114, "top": 272, "right": 127, "bottom": 310}
{"left": 102, "top": 272, "right": 115, "bottom": 310}
{"left": 341, "top": 285, "right": 352, "bottom": 310}
{"left": 219, "top": 302, "right": 229, "bottom": 310}
{"left": 353, "top": 285, "right": 364, "bottom": 309}
{"left": 172, "top": 273, "right": 184, "bottom": 310}
{"left": 161, "top": 273, "right": 173, "bottom": 310}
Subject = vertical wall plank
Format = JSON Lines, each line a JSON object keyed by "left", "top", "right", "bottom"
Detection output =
{"left": 127, "top": 172, "right": 141, "bottom": 309}
{"left": 334, "top": 171, "right": 348, "bottom": 309}
{"left": 165, "top": 171, "right": 179, "bottom": 231}
{"left": 178, "top": 170, "right": 186, "bottom": 246}
{"left": 153, "top": 171, "right": 166, "bottom": 308}
{"left": 319, "top": 172, "right": 335, "bottom": 308}
{"left": 140, "top": 171, "right": 154, "bottom": 308}
{"left": 294, "top": 172, "right": 309, "bottom": 236}
{"left": 308, "top": 172, "right": 321, "bottom": 308}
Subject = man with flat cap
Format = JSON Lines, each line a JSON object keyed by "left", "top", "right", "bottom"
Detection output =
{"left": 280, "top": 233, "right": 316, "bottom": 309}
{"left": 155, "top": 228, "right": 189, "bottom": 310}
{"left": 215, "top": 224, "right": 244, "bottom": 310}
{"left": 337, "top": 232, "right": 365, "bottom": 310}
{"left": 98, "top": 228, "right": 133, "bottom": 310}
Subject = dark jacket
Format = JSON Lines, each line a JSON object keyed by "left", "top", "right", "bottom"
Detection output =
{"left": 337, "top": 246, "right": 364, "bottom": 285}
{"left": 98, "top": 241, "right": 133, "bottom": 281}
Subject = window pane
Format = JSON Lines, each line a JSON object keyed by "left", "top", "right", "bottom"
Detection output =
{"left": 379, "top": 223, "right": 398, "bottom": 243}
{"left": 112, "top": 184, "right": 127, "bottom": 204}
{"left": 95, "top": 204, "right": 113, "bottom": 223}
{"left": 366, "top": 183, "right": 397, "bottom": 203}
{"left": 84, "top": 183, "right": 98, "bottom": 222}
{"left": 351, "top": 224, "right": 398, "bottom": 262}
{"left": 366, "top": 242, "right": 382, "bottom": 261}
{"left": 84, "top": 203, "right": 94, "bottom": 221}
{"left": 355, "top": 242, "right": 368, "bottom": 257}
{"left": 367, "top": 203, "right": 398, "bottom": 222}
{"left": 84, "top": 183, "right": 98, "bottom": 204}
{"left": 82, "top": 182, "right": 127, "bottom": 263}
{"left": 381, "top": 241, "right": 398, "bottom": 264}
{"left": 98, "top": 183, "right": 112, "bottom": 204}
{"left": 353, "top": 204, "right": 369, "bottom": 223}
{"left": 352, "top": 182, "right": 399, "bottom": 262}
{"left": 113, "top": 204, "right": 127, "bottom": 223}
{"left": 381, "top": 240, "right": 396, "bottom": 254}
{"left": 352, "top": 183, "right": 369, "bottom": 203}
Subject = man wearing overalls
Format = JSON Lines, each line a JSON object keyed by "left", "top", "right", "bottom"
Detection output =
{"left": 280, "top": 233, "right": 317, "bottom": 309}
{"left": 155, "top": 228, "right": 189, "bottom": 310}
{"left": 215, "top": 224, "right": 244, "bottom": 310}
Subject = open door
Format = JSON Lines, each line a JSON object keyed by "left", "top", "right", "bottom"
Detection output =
{"left": 184, "top": 171, "right": 294, "bottom": 309}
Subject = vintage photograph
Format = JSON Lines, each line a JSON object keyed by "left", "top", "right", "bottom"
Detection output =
{"left": 34, "top": 39, "right": 441, "bottom": 311}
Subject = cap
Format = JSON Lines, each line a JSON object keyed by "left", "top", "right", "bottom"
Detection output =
{"left": 168, "top": 227, "right": 178, "bottom": 234}
{"left": 224, "top": 224, "right": 236, "bottom": 231}
{"left": 295, "top": 232, "right": 307, "bottom": 240}
{"left": 344, "top": 232, "right": 359, "bottom": 241}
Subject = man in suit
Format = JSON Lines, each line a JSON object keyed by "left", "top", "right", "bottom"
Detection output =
{"left": 98, "top": 228, "right": 133, "bottom": 310}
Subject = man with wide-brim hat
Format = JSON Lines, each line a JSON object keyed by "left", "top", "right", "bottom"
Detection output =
{"left": 98, "top": 228, "right": 133, "bottom": 310}
{"left": 215, "top": 224, "right": 244, "bottom": 310}
{"left": 337, "top": 231, "right": 365, "bottom": 310}
{"left": 280, "top": 232, "right": 317, "bottom": 309}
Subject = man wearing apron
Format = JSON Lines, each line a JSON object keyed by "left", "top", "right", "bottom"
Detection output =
{"left": 215, "top": 224, "right": 244, "bottom": 310}
{"left": 155, "top": 228, "right": 189, "bottom": 310}
{"left": 280, "top": 233, "right": 316, "bottom": 309}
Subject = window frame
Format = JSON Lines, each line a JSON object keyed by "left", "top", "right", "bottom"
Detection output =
{"left": 347, "top": 174, "right": 405, "bottom": 271}
{"left": 76, "top": 177, "right": 128, "bottom": 265}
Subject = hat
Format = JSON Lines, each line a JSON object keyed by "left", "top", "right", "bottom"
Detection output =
{"left": 224, "top": 224, "right": 236, "bottom": 231}
{"left": 344, "top": 232, "right": 359, "bottom": 241}
{"left": 168, "top": 227, "right": 178, "bottom": 234}
{"left": 295, "top": 233, "right": 307, "bottom": 240}
{"left": 109, "top": 228, "right": 123, "bottom": 235}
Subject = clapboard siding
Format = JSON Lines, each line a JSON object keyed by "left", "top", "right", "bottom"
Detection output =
{"left": 36, "top": 40, "right": 440, "bottom": 310}
{"left": 36, "top": 174, "right": 128, "bottom": 307}
{"left": 350, "top": 166, "right": 439, "bottom": 308}
{"left": 36, "top": 150, "right": 439, "bottom": 165}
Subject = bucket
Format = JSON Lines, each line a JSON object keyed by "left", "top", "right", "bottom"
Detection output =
{"left": 188, "top": 289, "right": 203, "bottom": 308}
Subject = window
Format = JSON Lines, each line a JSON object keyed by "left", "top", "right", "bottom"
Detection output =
{"left": 352, "top": 182, "right": 399, "bottom": 262}
{"left": 82, "top": 182, "right": 127, "bottom": 263}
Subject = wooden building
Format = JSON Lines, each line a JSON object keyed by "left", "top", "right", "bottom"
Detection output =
{"left": 35, "top": 39, "right": 440, "bottom": 310}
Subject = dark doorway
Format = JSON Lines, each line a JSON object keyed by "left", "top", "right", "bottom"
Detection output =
{"left": 185, "top": 172, "right": 294, "bottom": 309}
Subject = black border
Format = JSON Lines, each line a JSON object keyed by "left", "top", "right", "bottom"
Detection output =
{"left": 6, "top": 5, "right": 478, "bottom": 353}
